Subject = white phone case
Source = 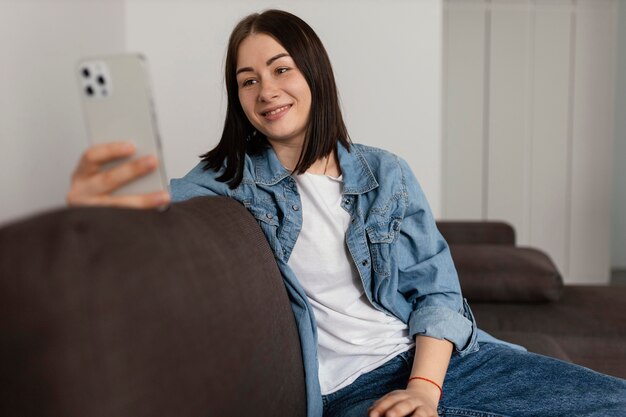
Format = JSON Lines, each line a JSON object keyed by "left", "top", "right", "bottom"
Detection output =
{"left": 77, "top": 53, "right": 168, "bottom": 196}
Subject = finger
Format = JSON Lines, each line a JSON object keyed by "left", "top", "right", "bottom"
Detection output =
{"left": 370, "top": 400, "right": 404, "bottom": 417}
{"left": 369, "top": 390, "right": 408, "bottom": 407}
{"left": 382, "top": 399, "right": 423, "bottom": 417}
{"left": 73, "top": 142, "right": 136, "bottom": 178}
{"left": 88, "top": 155, "right": 159, "bottom": 195}
{"left": 369, "top": 390, "right": 406, "bottom": 408}
{"left": 85, "top": 190, "right": 171, "bottom": 209}
{"left": 411, "top": 407, "right": 438, "bottom": 417}
{"left": 66, "top": 156, "right": 160, "bottom": 206}
{"left": 369, "top": 396, "right": 408, "bottom": 417}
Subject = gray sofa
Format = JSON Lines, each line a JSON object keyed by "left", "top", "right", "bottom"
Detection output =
{"left": 0, "top": 197, "right": 306, "bottom": 417}
{"left": 0, "top": 196, "right": 624, "bottom": 417}
{"left": 437, "top": 221, "right": 626, "bottom": 379}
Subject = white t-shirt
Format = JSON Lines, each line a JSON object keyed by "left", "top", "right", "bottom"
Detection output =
{"left": 288, "top": 172, "right": 413, "bottom": 395}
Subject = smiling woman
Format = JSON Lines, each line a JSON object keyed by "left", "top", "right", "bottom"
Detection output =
{"left": 202, "top": 10, "right": 350, "bottom": 187}
{"left": 65, "top": 8, "right": 626, "bottom": 417}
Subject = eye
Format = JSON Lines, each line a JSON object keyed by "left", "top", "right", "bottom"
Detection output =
{"left": 241, "top": 78, "right": 257, "bottom": 87}
{"left": 276, "top": 67, "right": 289, "bottom": 75}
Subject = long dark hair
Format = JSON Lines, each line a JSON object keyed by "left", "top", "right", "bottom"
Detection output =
{"left": 201, "top": 9, "right": 351, "bottom": 188}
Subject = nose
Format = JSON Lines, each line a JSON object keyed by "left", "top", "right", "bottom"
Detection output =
{"left": 258, "top": 78, "right": 279, "bottom": 102}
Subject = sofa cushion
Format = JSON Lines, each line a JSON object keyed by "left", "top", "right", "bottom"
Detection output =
{"left": 472, "top": 285, "right": 626, "bottom": 379}
{"left": 450, "top": 244, "right": 563, "bottom": 302}
{"left": 549, "top": 335, "right": 626, "bottom": 380}
{"left": 0, "top": 196, "right": 306, "bottom": 417}
{"left": 471, "top": 286, "right": 626, "bottom": 337}
{"left": 486, "top": 331, "right": 571, "bottom": 362}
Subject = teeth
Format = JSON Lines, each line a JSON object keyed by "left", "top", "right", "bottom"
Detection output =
{"left": 265, "top": 105, "right": 289, "bottom": 116}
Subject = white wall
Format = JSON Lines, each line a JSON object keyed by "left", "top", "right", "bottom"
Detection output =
{"left": 613, "top": 0, "right": 626, "bottom": 270}
{"left": 0, "top": 0, "right": 444, "bottom": 227}
{"left": 443, "top": 0, "right": 616, "bottom": 284}
{"left": 124, "top": 0, "right": 445, "bottom": 214}
{"left": 0, "top": 0, "right": 125, "bottom": 226}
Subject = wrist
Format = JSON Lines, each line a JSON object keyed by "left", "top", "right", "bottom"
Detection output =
{"left": 407, "top": 376, "right": 443, "bottom": 403}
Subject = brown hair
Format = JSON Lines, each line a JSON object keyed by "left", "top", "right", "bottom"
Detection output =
{"left": 201, "top": 9, "right": 350, "bottom": 188}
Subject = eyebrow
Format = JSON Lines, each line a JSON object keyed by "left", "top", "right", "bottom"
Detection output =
{"left": 235, "top": 53, "right": 291, "bottom": 76}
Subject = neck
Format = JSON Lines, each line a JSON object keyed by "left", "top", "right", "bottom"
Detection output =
{"left": 270, "top": 141, "right": 303, "bottom": 171}
{"left": 268, "top": 140, "right": 340, "bottom": 177}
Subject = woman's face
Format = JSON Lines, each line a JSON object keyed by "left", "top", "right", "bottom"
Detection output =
{"left": 236, "top": 33, "right": 312, "bottom": 149}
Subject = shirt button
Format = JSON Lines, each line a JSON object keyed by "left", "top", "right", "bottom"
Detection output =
{"left": 344, "top": 199, "right": 351, "bottom": 205}
{"left": 266, "top": 213, "right": 273, "bottom": 219}
{"left": 292, "top": 205, "right": 300, "bottom": 211}
{"left": 393, "top": 223, "right": 400, "bottom": 231}
{"left": 361, "top": 259, "right": 369, "bottom": 266}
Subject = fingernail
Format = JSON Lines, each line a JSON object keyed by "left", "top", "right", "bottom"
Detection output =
{"left": 121, "top": 143, "right": 135, "bottom": 152}
{"left": 143, "top": 156, "right": 157, "bottom": 167}
{"left": 156, "top": 192, "right": 170, "bottom": 204}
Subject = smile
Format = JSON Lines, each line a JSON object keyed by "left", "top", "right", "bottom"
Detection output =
{"left": 262, "top": 104, "right": 292, "bottom": 119}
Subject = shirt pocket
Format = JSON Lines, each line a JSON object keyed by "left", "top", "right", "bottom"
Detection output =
{"left": 364, "top": 192, "right": 406, "bottom": 277}
{"left": 365, "top": 217, "right": 402, "bottom": 277}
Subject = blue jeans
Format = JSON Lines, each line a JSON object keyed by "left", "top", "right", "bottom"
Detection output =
{"left": 322, "top": 343, "right": 626, "bottom": 417}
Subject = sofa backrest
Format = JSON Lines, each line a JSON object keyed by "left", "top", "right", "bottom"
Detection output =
{"left": 0, "top": 196, "right": 306, "bottom": 417}
{"left": 437, "top": 221, "right": 515, "bottom": 245}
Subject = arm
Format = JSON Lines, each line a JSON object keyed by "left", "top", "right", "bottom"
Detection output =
{"left": 368, "top": 336, "right": 451, "bottom": 417}
{"left": 395, "top": 156, "right": 476, "bottom": 354}
{"left": 369, "top": 156, "right": 472, "bottom": 417}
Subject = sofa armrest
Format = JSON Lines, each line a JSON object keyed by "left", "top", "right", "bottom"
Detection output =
{"left": 436, "top": 221, "right": 516, "bottom": 246}
{"left": 0, "top": 196, "right": 306, "bottom": 417}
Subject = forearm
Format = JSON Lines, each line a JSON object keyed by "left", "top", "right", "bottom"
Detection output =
{"left": 408, "top": 335, "right": 453, "bottom": 402}
{"left": 368, "top": 336, "right": 453, "bottom": 416}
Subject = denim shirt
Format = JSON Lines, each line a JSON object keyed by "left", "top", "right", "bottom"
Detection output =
{"left": 171, "top": 143, "right": 506, "bottom": 417}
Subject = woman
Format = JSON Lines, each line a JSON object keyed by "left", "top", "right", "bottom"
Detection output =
{"left": 67, "top": 9, "right": 626, "bottom": 417}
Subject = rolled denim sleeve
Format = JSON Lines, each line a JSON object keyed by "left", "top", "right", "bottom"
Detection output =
{"left": 396, "top": 158, "right": 478, "bottom": 356}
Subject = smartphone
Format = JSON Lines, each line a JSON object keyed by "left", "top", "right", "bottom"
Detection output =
{"left": 77, "top": 53, "right": 168, "bottom": 197}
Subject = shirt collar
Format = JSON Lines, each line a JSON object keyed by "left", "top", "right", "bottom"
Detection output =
{"left": 252, "top": 142, "right": 378, "bottom": 194}
{"left": 251, "top": 146, "right": 292, "bottom": 186}
{"left": 336, "top": 143, "right": 378, "bottom": 194}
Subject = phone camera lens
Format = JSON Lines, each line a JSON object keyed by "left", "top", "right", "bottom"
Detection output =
{"left": 82, "top": 67, "right": 90, "bottom": 78}
{"left": 85, "top": 85, "right": 94, "bottom": 96}
{"left": 97, "top": 75, "right": 106, "bottom": 85}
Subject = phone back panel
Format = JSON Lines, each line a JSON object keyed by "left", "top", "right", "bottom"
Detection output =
{"left": 77, "top": 54, "right": 168, "bottom": 196}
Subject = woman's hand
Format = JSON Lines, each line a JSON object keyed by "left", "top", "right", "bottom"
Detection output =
{"left": 368, "top": 381, "right": 440, "bottom": 417}
{"left": 66, "top": 141, "right": 170, "bottom": 209}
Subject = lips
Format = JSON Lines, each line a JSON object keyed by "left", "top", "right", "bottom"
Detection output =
{"left": 261, "top": 104, "right": 292, "bottom": 120}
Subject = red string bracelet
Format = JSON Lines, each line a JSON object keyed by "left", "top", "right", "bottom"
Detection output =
{"left": 407, "top": 376, "right": 443, "bottom": 400}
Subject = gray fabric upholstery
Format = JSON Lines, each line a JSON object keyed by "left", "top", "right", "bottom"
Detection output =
{"left": 448, "top": 245, "right": 563, "bottom": 302}
{"left": 0, "top": 196, "right": 306, "bottom": 417}
{"left": 436, "top": 221, "right": 516, "bottom": 246}
{"left": 472, "top": 286, "right": 626, "bottom": 379}
{"left": 439, "top": 221, "right": 626, "bottom": 379}
{"left": 487, "top": 331, "right": 571, "bottom": 362}
{"left": 1, "top": 200, "right": 623, "bottom": 417}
